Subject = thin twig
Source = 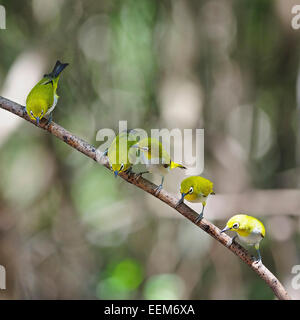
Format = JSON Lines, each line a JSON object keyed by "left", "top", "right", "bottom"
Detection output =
{"left": 0, "top": 96, "right": 291, "bottom": 300}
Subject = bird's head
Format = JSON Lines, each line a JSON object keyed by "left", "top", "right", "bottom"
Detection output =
{"left": 220, "top": 215, "right": 246, "bottom": 234}
{"left": 132, "top": 138, "right": 163, "bottom": 163}
{"left": 132, "top": 139, "right": 150, "bottom": 153}
{"left": 26, "top": 106, "right": 45, "bottom": 125}
{"left": 176, "top": 177, "right": 196, "bottom": 207}
{"left": 111, "top": 162, "right": 129, "bottom": 178}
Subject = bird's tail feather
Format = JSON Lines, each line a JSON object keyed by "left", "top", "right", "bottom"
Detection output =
{"left": 170, "top": 161, "right": 186, "bottom": 170}
{"left": 45, "top": 60, "right": 69, "bottom": 79}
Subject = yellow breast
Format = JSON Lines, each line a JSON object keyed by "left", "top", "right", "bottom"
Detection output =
{"left": 236, "top": 229, "right": 251, "bottom": 237}
{"left": 184, "top": 193, "right": 205, "bottom": 203}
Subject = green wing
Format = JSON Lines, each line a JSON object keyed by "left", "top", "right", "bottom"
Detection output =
{"left": 26, "top": 78, "right": 55, "bottom": 111}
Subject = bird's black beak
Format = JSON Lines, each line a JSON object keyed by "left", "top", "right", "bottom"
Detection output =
{"left": 36, "top": 117, "right": 40, "bottom": 126}
{"left": 220, "top": 226, "right": 231, "bottom": 233}
{"left": 114, "top": 170, "right": 119, "bottom": 178}
{"left": 175, "top": 193, "right": 186, "bottom": 208}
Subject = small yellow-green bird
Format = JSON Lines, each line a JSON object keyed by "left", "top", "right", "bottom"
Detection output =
{"left": 26, "top": 60, "right": 68, "bottom": 125}
{"left": 220, "top": 214, "right": 265, "bottom": 262}
{"left": 132, "top": 138, "right": 186, "bottom": 194}
{"left": 107, "top": 130, "right": 139, "bottom": 178}
{"left": 176, "top": 176, "right": 214, "bottom": 222}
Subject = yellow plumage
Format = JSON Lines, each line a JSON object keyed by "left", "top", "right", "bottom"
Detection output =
{"left": 133, "top": 138, "right": 186, "bottom": 194}
{"left": 107, "top": 130, "right": 139, "bottom": 178}
{"left": 221, "top": 214, "right": 265, "bottom": 262}
{"left": 176, "top": 176, "right": 215, "bottom": 222}
{"left": 26, "top": 60, "right": 68, "bottom": 125}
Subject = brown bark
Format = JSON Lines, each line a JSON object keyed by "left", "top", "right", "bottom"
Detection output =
{"left": 0, "top": 96, "right": 291, "bottom": 300}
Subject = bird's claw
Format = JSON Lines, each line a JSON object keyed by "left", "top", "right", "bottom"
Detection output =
{"left": 175, "top": 201, "right": 181, "bottom": 209}
{"left": 254, "top": 258, "right": 262, "bottom": 266}
{"left": 134, "top": 173, "right": 145, "bottom": 181}
{"left": 226, "top": 235, "right": 237, "bottom": 248}
{"left": 133, "top": 173, "right": 141, "bottom": 181}
{"left": 134, "top": 171, "right": 149, "bottom": 181}
{"left": 125, "top": 167, "right": 133, "bottom": 176}
{"left": 195, "top": 213, "right": 203, "bottom": 224}
{"left": 46, "top": 113, "right": 53, "bottom": 126}
{"left": 154, "top": 184, "right": 163, "bottom": 196}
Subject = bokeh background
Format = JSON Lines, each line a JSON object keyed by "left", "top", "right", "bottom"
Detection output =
{"left": 0, "top": 0, "right": 300, "bottom": 299}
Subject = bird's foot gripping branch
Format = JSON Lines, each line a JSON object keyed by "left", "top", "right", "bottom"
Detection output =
{"left": 0, "top": 95, "right": 291, "bottom": 300}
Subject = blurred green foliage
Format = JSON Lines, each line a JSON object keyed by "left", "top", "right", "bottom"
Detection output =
{"left": 0, "top": 0, "right": 299, "bottom": 300}
{"left": 143, "top": 274, "right": 184, "bottom": 300}
{"left": 97, "top": 258, "right": 143, "bottom": 299}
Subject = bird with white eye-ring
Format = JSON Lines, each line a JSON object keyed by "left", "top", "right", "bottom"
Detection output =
{"left": 176, "top": 176, "right": 215, "bottom": 223}
{"left": 220, "top": 214, "right": 266, "bottom": 263}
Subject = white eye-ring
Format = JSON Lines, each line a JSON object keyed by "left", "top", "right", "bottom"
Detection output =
{"left": 189, "top": 186, "right": 193, "bottom": 194}
{"left": 233, "top": 223, "right": 239, "bottom": 229}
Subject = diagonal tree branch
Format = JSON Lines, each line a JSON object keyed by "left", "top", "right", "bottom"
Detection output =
{"left": 0, "top": 95, "right": 291, "bottom": 300}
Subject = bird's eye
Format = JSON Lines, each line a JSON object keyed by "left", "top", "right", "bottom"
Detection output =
{"left": 233, "top": 223, "right": 239, "bottom": 229}
{"left": 120, "top": 163, "right": 124, "bottom": 171}
{"left": 189, "top": 187, "right": 194, "bottom": 194}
